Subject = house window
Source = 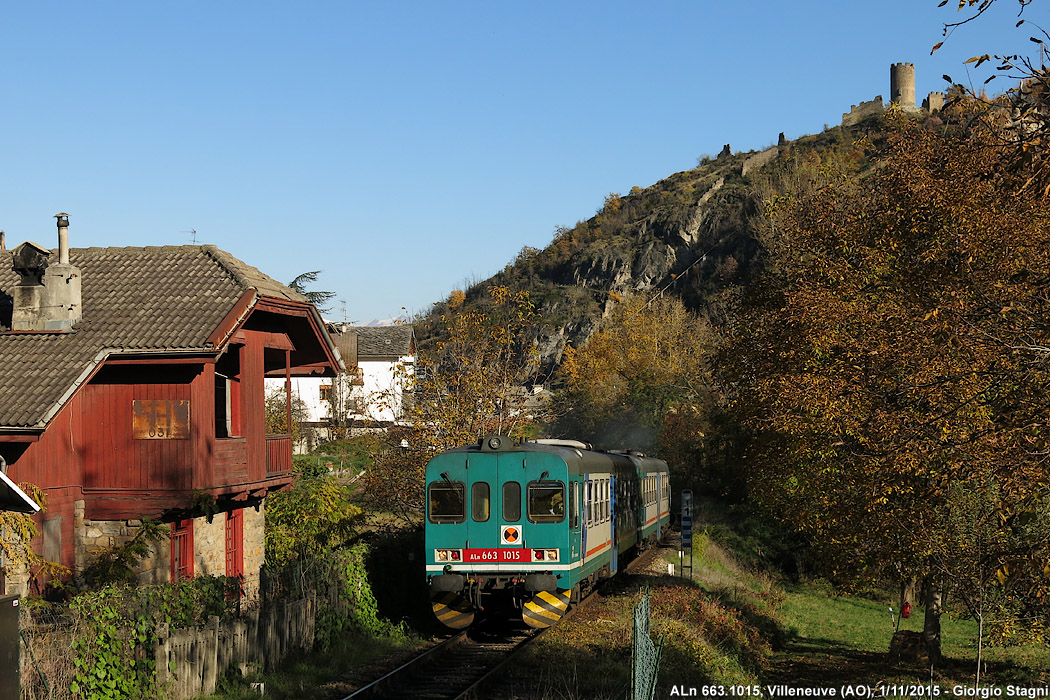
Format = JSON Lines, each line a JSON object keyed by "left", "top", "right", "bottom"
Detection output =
{"left": 43, "top": 517, "right": 62, "bottom": 565}
{"left": 320, "top": 384, "right": 332, "bottom": 402}
{"left": 171, "top": 519, "right": 194, "bottom": 581}
{"left": 215, "top": 373, "right": 232, "bottom": 438}
{"left": 133, "top": 400, "right": 190, "bottom": 439}
{"left": 225, "top": 509, "right": 244, "bottom": 581}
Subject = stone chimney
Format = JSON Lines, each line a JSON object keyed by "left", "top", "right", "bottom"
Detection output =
{"left": 10, "top": 213, "right": 82, "bottom": 332}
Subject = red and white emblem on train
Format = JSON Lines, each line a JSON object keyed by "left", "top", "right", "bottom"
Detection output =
{"left": 501, "top": 525, "right": 520, "bottom": 544}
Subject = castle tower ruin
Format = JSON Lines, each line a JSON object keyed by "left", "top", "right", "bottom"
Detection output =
{"left": 923, "top": 91, "right": 946, "bottom": 113}
{"left": 890, "top": 62, "right": 917, "bottom": 110}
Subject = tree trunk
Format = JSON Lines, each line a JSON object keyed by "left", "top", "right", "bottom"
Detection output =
{"left": 923, "top": 583, "right": 943, "bottom": 666}
{"left": 899, "top": 578, "right": 916, "bottom": 615}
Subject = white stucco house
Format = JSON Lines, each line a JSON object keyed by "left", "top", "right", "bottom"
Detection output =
{"left": 345, "top": 325, "right": 415, "bottom": 425}
{"left": 265, "top": 324, "right": 414, "bottom": 448}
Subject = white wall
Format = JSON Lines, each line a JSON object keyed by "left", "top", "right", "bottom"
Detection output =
{"left": 349, "top": 355, "right": 414, "bottom": 424}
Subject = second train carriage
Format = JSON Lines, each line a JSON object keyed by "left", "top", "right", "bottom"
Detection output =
{"left": 425, "top": 436, "right": 671, "bottom": 629}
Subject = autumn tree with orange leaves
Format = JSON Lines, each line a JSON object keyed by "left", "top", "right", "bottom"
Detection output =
{"left": 360, "top": 286, "right": 548, "bottom": 522}
{"left": 724, "top": 110, "right": 1050, "bottom": 659}
{"left": 555, "top": 293, "right": 720, "bottom": 489}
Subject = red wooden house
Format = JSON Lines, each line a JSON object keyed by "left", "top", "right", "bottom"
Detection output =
{"left": 0, "top": 216, "right": 341, "bottom": 595}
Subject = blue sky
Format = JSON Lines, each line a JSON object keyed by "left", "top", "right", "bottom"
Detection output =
{"left": 1, "top": 1, "right": 1038, "bottom": 323}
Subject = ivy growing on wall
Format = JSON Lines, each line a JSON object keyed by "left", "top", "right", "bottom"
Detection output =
{"left": 67, "top": 577, "right": 241, "bottom": 700}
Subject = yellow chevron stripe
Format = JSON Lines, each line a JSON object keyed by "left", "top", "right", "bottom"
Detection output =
{"left": 523, "top": 617, "right": 553, "bottom": 629}
{"left": 437, "top": 607, "right": 472, "bottom": 622}
{"left": 437, "top": 611, "right": 474, "bottom": 629}
{"left": 522, "top": 608, "right": 556, "bottom": 628}
{"left": 536, "top": 590, "right": 569, "bottom": 610}
{"left": 524, "top": 601, "right": 562, "bottom": 622}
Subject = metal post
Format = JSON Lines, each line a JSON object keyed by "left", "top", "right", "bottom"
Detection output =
{"left": 284, "top": 349, "right": 292, "bottom": 436}
{"left": 0, "top": 595, "right": 20, "bottom": 699}
{"left": 632, "top": 589, "right": 663, "bottom": 700}
{"left": 680, "top": 489, "right": 693, "bottom": 580}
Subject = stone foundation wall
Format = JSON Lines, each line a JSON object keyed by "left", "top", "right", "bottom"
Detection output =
{"left": 243, "top": 503, "right": 265, "bottom": 598}
{"left": 76, "top": 501, "right": 171, "bottom": 586}
{"left": 192, "top": 512, "right": 226, "bottom": 579}
{"left": 72, "top": 500, "right": 267, "bottom": 595}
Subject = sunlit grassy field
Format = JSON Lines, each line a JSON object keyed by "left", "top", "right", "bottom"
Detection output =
{"left": 778, "top": 580, "right": 1050, "bottom": 686}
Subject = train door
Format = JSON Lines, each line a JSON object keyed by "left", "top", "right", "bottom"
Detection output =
{"left": 569, "top": 479, "right": 581, "bottom": 562}
{"left": 581, "top": 475, "right": 589, "bottom": 559}
{"left": 610, "top": 475, "right": 618, "bottom": 574}
{"left": 463, "top": 456, "right": 490, "bottom": 554}
{"left": 463, "top": 454, "right": 524, "bottom": 559}
{"left": 497, "top": 453, "right": 523, "bottom": 553}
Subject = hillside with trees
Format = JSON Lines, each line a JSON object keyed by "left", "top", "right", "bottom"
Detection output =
{"left": 403, "top": 85, "right": 1050, "bottom": 663}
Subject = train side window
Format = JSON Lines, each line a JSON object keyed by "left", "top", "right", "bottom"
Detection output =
{"left": 471, "top": 482, "right": 490, "bottom": 522}
{"left": 602, "top": 479, "right": 608, "bottom": 522}
{"left": 569, "top": 481, "right": 579, "bottom": 530}
{"left": 428, "top": 481, "right": 466, "bottom": 523}
{"left": 600, "top": 478, "right": 609, "bottom": 522}
{"left": 585, "top": 482, "right": 592, "bottom": 526}
{"left": 606, "top": 480, "right": 610, "bottom": 521}
{"left": 503, "top": 481, "right": 522, "bottom": 522}
{"left": 527, "top": 480, "right": 565, "bottom": 523}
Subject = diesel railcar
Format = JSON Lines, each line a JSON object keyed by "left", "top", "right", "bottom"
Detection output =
{"left": 425, "top": 436, "right": 671, "bottom": 629}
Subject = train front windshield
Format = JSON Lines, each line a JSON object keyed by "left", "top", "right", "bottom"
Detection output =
{"left": 428, "top": 481, "right": 465, "bottom": 523}
{"left": 528, "top": 481, "right": 565, "bottom": 523}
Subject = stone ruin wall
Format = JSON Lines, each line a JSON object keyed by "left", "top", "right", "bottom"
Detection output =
{"left": 843, "top": 95, "right": 886, "bottom": 126}
{"left": 841, "top": 63, "right": 946, "bottom": 127}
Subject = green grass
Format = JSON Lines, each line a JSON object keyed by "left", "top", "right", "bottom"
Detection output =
{"left": 774, "top": 580, "right": 1050, "bottom": 686}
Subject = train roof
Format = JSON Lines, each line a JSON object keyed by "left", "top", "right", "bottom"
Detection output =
{"left": 426, "top": 436, "right": 668, "bottom": 476}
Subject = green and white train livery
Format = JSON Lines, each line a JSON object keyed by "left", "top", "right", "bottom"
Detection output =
{"left": 425, "top": 436, "right": 670, "bottom": 629}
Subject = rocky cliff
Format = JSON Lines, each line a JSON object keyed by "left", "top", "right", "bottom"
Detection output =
{"left": 415, "top": 124, "right": 870, "bottom": 378}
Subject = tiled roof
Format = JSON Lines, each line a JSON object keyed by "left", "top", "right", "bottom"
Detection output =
{"left": 344, "top": 326, "right": 414, "bottom": 358}
{"left": 0, "top": 245, "right": 306, "bottom": 428}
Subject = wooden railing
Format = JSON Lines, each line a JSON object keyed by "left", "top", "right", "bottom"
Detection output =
{"left": 266, "top": 434, "right": 293, "bottom": 476}
{"left": 213, "top": 437, "right": 249, "bottom": 484}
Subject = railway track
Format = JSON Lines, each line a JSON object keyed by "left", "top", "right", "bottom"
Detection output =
{"left": 341, "top": 611, "right": 538, "bottom": 700}
{"left": 341, "top": 542, "right": 670, "bottom": 700}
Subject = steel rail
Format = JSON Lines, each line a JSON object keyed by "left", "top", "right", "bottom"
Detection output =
{"left": 454, "top": 543, "right": 669, "bottom": 699}
{"left": 341, "top": 630, "right": 468, "bottom": 699}
{"left": 343, "top": 541, "right": 669, "bottom": 700}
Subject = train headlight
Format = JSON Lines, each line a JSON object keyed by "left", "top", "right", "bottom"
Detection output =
{"left": 435, "top": 549, "right": 462, "bottom": 562}
{"left": 532, "top": 549, "right": 560, "bottom": 562}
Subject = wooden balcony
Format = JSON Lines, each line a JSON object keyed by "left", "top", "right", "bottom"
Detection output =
{"left": 266, "top": 434, "right": 293, "bottom": 477}
{"left": 214, "top": 437, "right": 249, "bottom": 484}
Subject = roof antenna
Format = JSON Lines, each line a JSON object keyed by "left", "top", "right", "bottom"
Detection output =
{"left": 182, "top": 229, "right": 198, "bottom": 244}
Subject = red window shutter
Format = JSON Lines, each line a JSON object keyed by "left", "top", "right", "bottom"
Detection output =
{"left": 170, "top": 519, "right": 194, "bottom": 581}
{"left": 225, "top": 509, "right": 244, "bottom": 580}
